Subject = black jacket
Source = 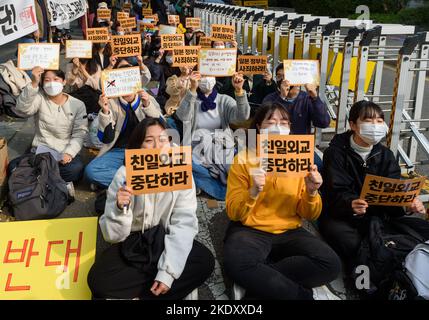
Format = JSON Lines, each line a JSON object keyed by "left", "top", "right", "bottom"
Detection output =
{"left": 321, "top": 131, "right": 405, "bottom": 220}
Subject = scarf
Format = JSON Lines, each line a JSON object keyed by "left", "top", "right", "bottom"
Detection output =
{"left": 197, "top": 89, "right": 218, "bottom": 112}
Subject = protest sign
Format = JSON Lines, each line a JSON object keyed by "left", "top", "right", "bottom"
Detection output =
{"left": 65, "top": 40, "right": 92, "bottom": 59}
{"left": 237, "top": 55, "right": 268, "bottom": 75}
{"left": 360, "top": 175, "right": 426, "bottom": 207}
{"left": 117, "top": 11, "right": 129, "bottom": 20}
{"left": 140, "top": 22, "right": 158, "bottom": 35}
{"left": 168, "top": 15, "right": 180, "bottom": 25}
{"left": 199, "top": 36, "right": 213, "bottom": 48}
{"left": 0, "top": 0, "right": 39, "bottom": 46}
{"left": 160, "top": 34, "right": 185, "bottom": 51}
{"left": 142, "top": 8, "right": 153, "bottom": 16}
{"left": 159, "top": 24, "right": 176, "bottom": 35}
{"left": 111, "top": 34, "right": 142, "bottom": 57}
{"left": 46, "top": 0, "right": 86, "bottom": 27}
{"left": 211, "top": 24, "right": 235, "bottom": 41}
{"left": 125, "top": 146, "right": 193, "bottom": 195}
{"left": 283, "top": 60, "right": 320, "bottom": 86}
{"left": 101, "top": 67, "right": 142, "bottom": 98}
{"left": 118, "top": 17, "right": 136, "bottom": 29}
{"left": 172, "top": 46, "right": 200, "bottom": 67}
{"left": 96, "top": 8, "right": 111, "bottom": 21}
{"left": 17, "top": 43, "right": 60, "bottom": 70}
{"left": 186, "top": 17, "right": 201, "bottom": 29}
{"left": 145, "top": 14, "right": 159, "bottom": 23}
{"left": 123, "top": 2, "right": 131, "bottom": 10}
{"left": 257, "top": 134, "right": 314, "bottom": 177}
{"left": 198, "top": 48, "right": 237, "bottom": 77}
{"left": 0, "top": 217, "right": 97, "bottom": 300}
{"left": 86, "top": 27, "right": 109, "bottom": 43}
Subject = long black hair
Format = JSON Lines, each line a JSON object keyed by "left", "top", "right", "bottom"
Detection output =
{"left": 250, "top": 103, "right": 291, "bottom": 132}
{"left": 127, "top": 117, "right": 168, "bottom": 150}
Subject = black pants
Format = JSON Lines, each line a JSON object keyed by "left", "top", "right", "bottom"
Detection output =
{"left": 319, "top": 215, "right": 429, "bottom": 272}
{"left": 87, "top": 240, "right": 215, "bottom": 300}
{"left": 223, "top": 222, "right": 342, "bottom": 300}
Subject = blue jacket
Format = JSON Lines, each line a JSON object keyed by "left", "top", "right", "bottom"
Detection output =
{"left": 262, "top": 91, "right": 331, "bottom": 134}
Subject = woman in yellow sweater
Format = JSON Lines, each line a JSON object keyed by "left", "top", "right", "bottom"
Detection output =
{"left": 224, "top": 103, "right": 341, "bottom": 300}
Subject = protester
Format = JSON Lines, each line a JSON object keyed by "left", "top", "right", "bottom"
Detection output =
{"left": 65, "top": 58, "right": 102, "bottom": 92}
{"left": 163, "top": 65, "right": 193, "bottom": 116}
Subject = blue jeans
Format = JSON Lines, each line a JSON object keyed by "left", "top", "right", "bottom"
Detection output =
{"left": 192, "top": 160, "right": 227, "bottom": 201}
{"left": 84, "top": 148, "right": 125, "bottom": 189}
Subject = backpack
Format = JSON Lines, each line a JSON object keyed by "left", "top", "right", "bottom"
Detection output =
{"left": 69, "top": 85, "right": 102, "bottom": 115}
{"left": 8, "top": 153, "right": 69, "bottom": 220}
{"left": 356, "top": 216, "right": 425, "bottom": 299}
{"left": 404, "top": 241, "right": 429, "bottom": 299}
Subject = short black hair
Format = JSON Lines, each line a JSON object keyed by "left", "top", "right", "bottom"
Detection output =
{"left": 349, "top": 100, "right": 384, "bottom": 123}
{"left": 41, "top": 69, "right": 66, "bottom": 82}
{"left": 127, "top": 117, "right": 167, "bottom": 149}
{"left": 250, "top": 103, "right": 291, "bottom": 131}
{"left": 275, "top": 63, "right": 284, "bottom": 75}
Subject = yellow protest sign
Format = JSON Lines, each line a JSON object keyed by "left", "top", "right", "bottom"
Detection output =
{"left": 123, "top": 2, "right": 132, "bottom": 10}
{"left": 211, "top": 24, "right": 235, "bottom": 41}
{"left": 125, "top": 146, "right": 193, "bottom": 195}
{"left": 186, "top": 18, "right": 201, "bottom": 29}
{"left": 17, "top": 43, "right": 60, "bottom": 70}
{"left": 0, "top": 217, "right": 97, "bottom": 300}
{"left": 117, "top": 11, "right": 129, "bottom": 20}
{"left": 237, "top": 55, "right": 268, "bottom": 75}
{"left": 145, "top": 14, "right": 159, "bottom": 23}
{"left": 86, "top": 27, "right": 110, "bottom": 43}
{"left": 142, "top": 8, "right": 153, "bottom": 16}
{"left": 257, "top": 134, "right": 314, "bottom": 177}
{"left": 97, "top": 8, "right": 111, "bottom": 21}
{"left": 101, "top": 66, "right": 142, "bottom": 98}
{"left": 111, "top": 34, "right": 142, "bottom": 57}
{"left": 168, "top": 15, "right": 180, "bottom": 25}
{"left": 283, "top": 60, "right": 320, "bottom": 86}
{"left": 172, "top": 46, "right": 200, "bottom": 67}
{"left": 65, "top": 40, "right": 93, "bottom": 59}
{"left": 360, "top": 175, "right": 426, "bottom": 207}
{"left": 198, "top": 36, "right": 213, "bottom": 48}
{"left": 199, "top": 48, "right": 237, "bottom": 77}
{"left": 119, "top": 17, "right": 137, "bottom": 29}
{"left": 160, "top": 34, "right": 185, "bottom": 50}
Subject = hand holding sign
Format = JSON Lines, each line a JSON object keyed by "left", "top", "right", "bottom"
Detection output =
{"left": 304, "top": 165, "right": 323, "bottom": 196}
{"left": 352, "top": 199, "right": 369, "bottom": 216}
{"left": 232, "top": 72, "right": 245, "bottom": 94}
{"left": 31, "top": 66, "right": 44, "bottom": 88}
{"left": 139, "top": 90, "right": 151, "bottom": 107}
{"left": 407, "top": 198, "right": 426, "bottom": 214}
{"left": 116, "top": 185, "right": 133, "bottom": 210}
{"left": 305, "top": 83, "right": 318, "bottom": 99}
{"left": 99, "top": 94, "right": 110, "bottom": 114}
{"left": 190, "top": 71, "right": 201, "bottom": 93}
{"left": 280, "top": 79, "right": 291, "bottom": 98}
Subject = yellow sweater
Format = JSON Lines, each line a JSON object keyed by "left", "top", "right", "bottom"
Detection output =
{"left": 226, "top": 152, "right": 322, "bottom": 234}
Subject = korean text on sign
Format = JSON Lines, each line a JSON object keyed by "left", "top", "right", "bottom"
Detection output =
{"left": 0, "top": 217, "right": 97, "bottom": 300}
{"left": 161, "top": 34, "right": 185, "bottom": 50}
{"left": 199, "top": 36, "right": 213, "bottom": 48}
{"left": 360, "top": 175, "right": 426, "bottom": 207}
{"left": 17, "top": 43, "right": 60, "bottom": 70}
{"left": 111, "top": 34, "right": 142, "bottom": 58}
{"left": 118, "top": 17, "right": 137, "bottom": 29}
{"left": 46, "top": 0, "right": 86, "bottom": 27}
{"left": 86, "top": 27, "right": 110, "bottom": 43}
{"left": 237, "top": 55, "right": 268, "bottom": 75}
{"left": 258, "top": 134, "right": 314, "bottom": 177}
{"left": 101, "top": 66, "right": 142, "bottom": 98}
{"left": 125, "top": 146, "right": 193, "bottom": 195}
{"left": 65, "top": 40, "right": 92, "bottom": 59}
{"left": 97, "top": 8, "right": 111, "bottom": 20}
{"left": 172, "top": 46, "right": 200, "bottom": 67}
{"left": 168, "top": 15, "right": 180, "bottom": 25}
{"left": 283, "top": 59, "right": 320, "bottom": 86}
{"left": 211, "top": 24, "right": 235, "bottom": 41}
{"left": 198, "top": 48, "right": 237, "bottom": 77}
{"left": 186, "top": 18, "right": 201, "bottom": 29}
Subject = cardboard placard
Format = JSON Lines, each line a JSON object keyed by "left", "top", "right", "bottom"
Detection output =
{"left": 101, "top": 66, "right": 142, "bottom": 98}
{"left": 117, "top": 11, "right": 129, "bottom": 20}
{"left": 160, "top": 34, "right": 185, "bottom": 51}
{"left": 186, "top": 18, "right": 202, "bottom": 29}
{"left": 172, "top": 46, "right": 200, "bottom": 67}
{"left": 159, "top": 24, "right": 177, "bottom": 35}
{"left": 257, "top": 134, "right": 314, "bottom": 177}
{"left": 0, "top": 217, "right": 97, "bottom": 300}
{"left": 125, "top": 146, "right": 193, "bottom": 195}
{"left": 211, "top": 24, "right": 235, "bottom": 41}
{"left": 86, "top": 27, "right": 110, "bottom": 43}
{"left": 283, "top": 59, "right": 320, "bottom": 86}
{"left": 46, "top": 0, "right": 86, "bottom": 27}
{"left": 118, "top": 17, "right": 137, "bottom": 29}
{"left": 111, "top": 34, "right": 142, "bottom": 57}
{"left": 237, "top": 55, "right": 268, "bottom": 75}
{"left": 168, "top": 15, "right": 180, "bottom": 25}
{"left": 65, "top": 40, "right": 93, "bottom": 59}
{"left": 198, "top": 48, "right": 237, "bottom": 77}
{"left": 145, "top": 14, "right": 159, "bottom": 23}
{"left": 97, "top": 8, "right": 111, "bottom": 21}
{"left": 199, "top": 36, "right": 213, "bottom": 48}
{"left": 360, "top": 175, "right": 426, "bottom": 207}
{"left": 17, "top": 43, "right": 60, "bottom": 70}
{"left": 123, "top": 2, "right": 132, "bottom": 10}
{"left": 142, "top": 8, "right": 153, "bottom": 16}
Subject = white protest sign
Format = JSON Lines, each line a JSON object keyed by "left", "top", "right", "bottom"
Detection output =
{"left": 17, "top": 43, "right": 60, "bottom": 70}
{"left": 283, "top": 60, "right": 320, "bottom": 86}
{"left": 199, "top": 48, "right": 237, "bottom": 77}
{"left": 65, "top": 40, "right": 92, "bottom": 59}
{"left": 159, "top": 24, "right": 177, "bottom": 35}
{"left": 0, "top": 0, "right": 39, "bottom": 46}
{"left": 101, "top": 67, "right": 142, "bottom": 98}
{"left": 46, "top": 0, "right": 87, "bottom": 27}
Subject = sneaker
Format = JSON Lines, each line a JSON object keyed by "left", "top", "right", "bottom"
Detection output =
{"left": 66, "top": 182, "right": 75, "bottom": 202}
{"left": 312, "top": 285, "right": 342, "bottom": 300}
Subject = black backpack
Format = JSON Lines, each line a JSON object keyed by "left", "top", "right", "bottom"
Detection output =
{"left": 356, "top": 216, "right": 425, "bottom": 299}
{"left": 8, "top": 153, "right": 69, "bottom": 220}
{"left": 69, "top": 85, "right": 101, "bottom": 115}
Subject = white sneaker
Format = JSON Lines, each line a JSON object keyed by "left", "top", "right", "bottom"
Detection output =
{"left": 312, "top": 285, "right": 342, "bottom": 300}
{"left": 66, "top": 182, "right": 75, "bottom": 199}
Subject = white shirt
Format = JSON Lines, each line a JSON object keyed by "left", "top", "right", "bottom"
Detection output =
{"left": 350, "top": 135, "right": 373, "bottom": 161}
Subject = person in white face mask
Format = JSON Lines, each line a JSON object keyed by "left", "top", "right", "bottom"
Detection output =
{"left": 174, "top": 71, "right": 251, "bottom": 201}
{"left": 11, "top": 66, "right": 89, "bottom": 193}
{"left": 319, "top": 100, "right": 429, "bottom": 283}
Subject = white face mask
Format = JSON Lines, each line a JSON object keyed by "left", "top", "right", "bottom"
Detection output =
{"left": 214, "top": 45, "right": 225, "bottom": 49}
{"left": 261, "top": 124, "right": 290, "bottom": 135}
{"left": 165, "top": 55, "right": 174, "bottom": 64}
{"left": 43, "top": 81, "right": 64, "bottom": 97}
{"left": 359, "top": 122, "right": 388, "bottom": 145}
{"left": 117, "top": 31, "right": 125, "bottom": 36}
{"left": 199, "top": 77, "right": 216, "bottom": 93}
